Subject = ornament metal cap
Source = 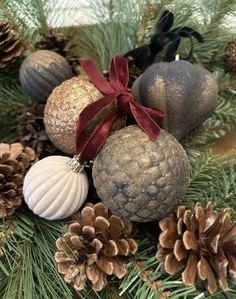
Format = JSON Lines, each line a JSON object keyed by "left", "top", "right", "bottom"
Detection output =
{"left": 68, "top": 155, "right": 84, "bottom": 173}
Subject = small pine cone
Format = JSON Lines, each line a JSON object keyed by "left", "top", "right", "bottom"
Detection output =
{"left": 17, "top": 103, "right": 60, "bottom": 158}
{"left": 0, "top": 143, "right": 36, "bottom": 217}
{"left": 35, "top": 28, "right": 79, "bottom": 73}
{"left": 156, "top": 202, "right": 236, "bottom": 294}
{"left": 0, "top": 20, "right": 25, "bottom": 69}
{"left": 55, "top": 203, "right": 138, "bottom": 291}
{"left": 225, "top": 40, "right": 236, "bottom": 74}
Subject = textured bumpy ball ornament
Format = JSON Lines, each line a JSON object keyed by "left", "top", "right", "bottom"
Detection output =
{"left": 23, "top": 155, "right": 88, "bottom": 220}
{"left": 92, "top": 125, "right": 190, "bottom": 222}
{"left": 132, "top": 60, "right": 218, "bottom": 139}
{"left": 44, "top": 76, "right": 125, "bottom": 155}
{"left": 19, "top": 50, "right": 73, "bottom": 103}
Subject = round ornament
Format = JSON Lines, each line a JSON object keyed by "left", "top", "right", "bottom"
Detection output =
{"left": 92, "top": 125, "right": 190, "bottom": 222}
{"left": 23, "top": 155, "right": 88, "bottom": 220}
{"left": 132, "top": 60, "right": 218, "bottom": 139}
{"left": 19, "top": 50, "right": 73, "bottom": 103}
{"left": 44, "top": 76, "right": 125, "bottom": 155}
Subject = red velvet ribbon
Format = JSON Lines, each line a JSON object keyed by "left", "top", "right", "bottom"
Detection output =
{"left": 76, "top": 56, "right": 164, "bottom": 162}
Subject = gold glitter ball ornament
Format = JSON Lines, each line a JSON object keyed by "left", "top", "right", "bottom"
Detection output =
{"left": 92, "top": 125, "right": 190, "bottom": 222}
{"left": 44, "top": 76, "right": 125, "bottom": 155}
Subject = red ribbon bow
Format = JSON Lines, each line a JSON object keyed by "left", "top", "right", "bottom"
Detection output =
{"left": 76, "top": 56, "right": 164, "bottom": 162}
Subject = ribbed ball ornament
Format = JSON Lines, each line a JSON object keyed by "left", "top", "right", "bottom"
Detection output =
{"left": 19, "top": 50, "right": 73, "bottom": 103}
{"left": 132, "top": 60, "right": 218, "bottom": 140}
{"left": 23, "top": 155, "right": 88, "bottom": 220}
{"left": 92, "top": 125, "right": 190, "bottom": 222}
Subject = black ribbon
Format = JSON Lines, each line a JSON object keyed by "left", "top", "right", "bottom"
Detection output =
{"left": 124, "top": 10, "right": 204, "bottom": 70}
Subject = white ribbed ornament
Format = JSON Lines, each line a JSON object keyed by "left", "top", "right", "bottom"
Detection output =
{"left": 23, "top": 155, "right": 88, "bottom": 220}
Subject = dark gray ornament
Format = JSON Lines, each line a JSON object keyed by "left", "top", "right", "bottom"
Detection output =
{"left": 19, "top": 50, "right": 73, "bottom": 103}
{"left": 132, "top": 60, "right": 218, "bottom": 139}
{"left": 92, "top": 125, "right": 190, "bottom": 222}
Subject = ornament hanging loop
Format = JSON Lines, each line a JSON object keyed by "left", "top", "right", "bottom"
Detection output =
{"left": 68, "top": 155, "right": 84, "bottom": 173}
{"left": 175, "top": 54, "right": 180, "bottom": 61}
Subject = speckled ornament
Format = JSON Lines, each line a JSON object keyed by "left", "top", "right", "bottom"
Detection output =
{"left": 44, "top": 76, "right": 125, "bottom": 155}
{"left": 132, "top": 60, "right": 218, "bottom": 139}
{"left": 92, "top": 125, "right": 190, "bottom": 222}
{"left": 20, "top": 50, "right": 73, "bottom": 103}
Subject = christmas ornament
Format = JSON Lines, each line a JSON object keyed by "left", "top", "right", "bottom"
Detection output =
{"left": 19, "top": 50, "right": 73, "bottom": 103}
{"left": 55, "top": 202, "right": 138, "bottom": 291}
{"left": 225, "top": 39, "right": 236, "bottom": 73}
{"left": 44, "top": 76, "right": 125, "bottom": 155}
{"left": 0, "top": 143, "right": 36, "bottom": 218}
{"left": 75, "top": 56, "right": 164, "bottom": 162}
{"left": 35, "top": 28, "right": 79, "bottom": 73}
{"left": 124, "top": 10, "right": 203, "bottom": 70}
{"left": 156, "top": 202, "right": 236, "bottom": 294}
{"left": 17, "top": 103, "right": 60, "bottom": 158}
{"left": 23, "top": 155, "right": 88, "bottom": 220}
{"left": 132, "top": 60, "right": 218, "bottom": 140}
{"left": 92, "top": 125, "right": 190, "bottom": 222}
{"left": 0, "top": 20, "right": 25, "bottom": 69}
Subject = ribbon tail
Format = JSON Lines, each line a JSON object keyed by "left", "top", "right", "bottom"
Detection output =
{"left": 78, "top": 109, "right": 121, "bottom": 162}
{"left": 129, "top": 100, "right": 162, "bottom": 140}
{"left": 80, "top": 59, "right": 114, "bottom": 94}
{"left": 109, "top": 56, "right": 129, "bottom": 91}
{"left": 143, "top": 106, "right": 165, "bottom": 120}
{"left": 76, "top": 92, "right": 120, "bottom": 138}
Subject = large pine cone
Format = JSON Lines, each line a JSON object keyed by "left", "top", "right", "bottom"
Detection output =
{"left": 225, "top": 40, "right": 236, "bottom": 74}
{"left": 0, "top": 20, "right": 25, "bottom": 69}
{"left": 55, "top": 203, "right": 138, "bottom": 291}
{"left": 17, "top": 103, "right": 60, "bottom": 158}
{"left": 0, "top": 143, "right": 36, "bottom": 217}
{"left": 156, "top": 202, "right": 236, "bottom": 294}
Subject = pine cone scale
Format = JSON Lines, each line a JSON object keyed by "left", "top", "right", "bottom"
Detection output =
{"left": 182, "top": 253, "right": 197, "bottom": 285}
{"left": 164, "top": 252, "right": 182, "bottom": 274}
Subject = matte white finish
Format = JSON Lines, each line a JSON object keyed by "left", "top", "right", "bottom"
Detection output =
{"left": 23, "top": 156, "right": 88, "bottom": 220}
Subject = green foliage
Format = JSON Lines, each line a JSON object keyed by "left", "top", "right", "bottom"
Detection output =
{"left": 0, "top": 210, "right": 73, "bottom": 299}
{"left": 1, "top": 0, "right": 236, "bottom": 299}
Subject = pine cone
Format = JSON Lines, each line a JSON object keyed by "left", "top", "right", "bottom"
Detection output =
{"left": 17, "top": 103, "right": 60, "bottom": 158}
{"left": 0, "top": 143, "right": 36, "bottom": 217}
{"left": 35, "top": 28, "right": 79, "bottom": 73}
{"left": 55, "top": 203, "right": 138, "bottom": 291}
{"left": 0, "top": 20, "right": 25, "bottom": 69}
{"left": 225, "top": 40, "right": 236, "bottom": 74}
{"left": 156, "top": 202, "right": 236, "bottom": 294}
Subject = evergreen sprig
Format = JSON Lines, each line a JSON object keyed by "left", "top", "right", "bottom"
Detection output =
{"left": 0, "top": 211, "right": 73, "bottom": 299}
{"left": 1, "top": 1, "right": 236, "bottom": 299}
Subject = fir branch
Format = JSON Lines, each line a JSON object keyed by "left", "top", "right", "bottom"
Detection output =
{"left": 219, "top": 80, "right": 236, "bottom": 92}
{"left": 70, "top": 0, "right": 145, "bottom": 70}
{"left": 182, "top": 95, "right": 236, "bottom": 149}
{"left": 0, "top": 210, "right": 74, "bottom": 299}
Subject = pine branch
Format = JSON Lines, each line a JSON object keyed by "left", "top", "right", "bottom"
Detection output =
{"left": 0, "top": 210, "right": 74, "bottom": 299}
